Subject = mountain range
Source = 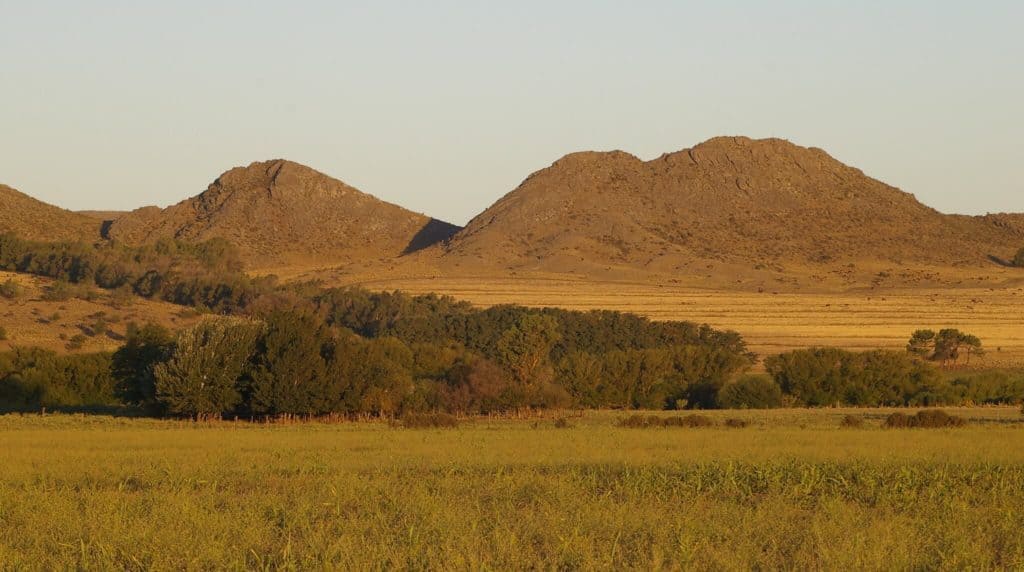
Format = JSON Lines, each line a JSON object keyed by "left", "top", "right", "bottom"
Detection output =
{"left": 2, "top": 137, "right": 1021, "bottom": 287}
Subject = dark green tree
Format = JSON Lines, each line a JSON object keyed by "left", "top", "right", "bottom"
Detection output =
{"left": 249, "top": 311, "right": 332, "bottom": 415}
{"left": 907, "top": 329, "right": 936, "bottom": 358}
{"left": 154, "top": 319, "right": 262, "bottom": 416}
{"left": 717, "top": 374, "right": 783, "bottom": 409}
{"left": 496, "top": 314, "right": 561, "bottom": 387}
{"left": 112, "top": 321, "right": 175, "bottom": 408}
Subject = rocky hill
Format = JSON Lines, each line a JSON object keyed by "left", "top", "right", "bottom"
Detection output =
{"left": 0, "top": 184, "right": 101, "bottom": 243}
{"left": 437, "top": 137, "right": 1023, "bottom": 281}
{"left": 108, "top": 160, "right": 460, "bottom": 268}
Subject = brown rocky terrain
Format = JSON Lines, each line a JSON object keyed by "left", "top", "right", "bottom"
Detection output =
{"left": 0, "top": 184, "right": 102, "bottom": 243}
{"left": 426, "top": 136, "right": 1023, "bottom": 287}
{"left": 108, "top": 160, "right": 460, "bottom": 269}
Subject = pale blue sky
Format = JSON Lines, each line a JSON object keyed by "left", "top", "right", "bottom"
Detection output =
{"left": 1, "top": 1, "right": 1021, "bottom": 224}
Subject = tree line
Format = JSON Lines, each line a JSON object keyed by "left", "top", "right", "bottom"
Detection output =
{"left": 1, "top": 233, "right": 1021, "bottom": 415}
{"left": 4, "top": 321, "right": 1021, "bottom": 415}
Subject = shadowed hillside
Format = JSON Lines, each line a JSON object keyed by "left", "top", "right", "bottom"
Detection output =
{"left": 108, "top": 160, "right": 460, "bottom": 268}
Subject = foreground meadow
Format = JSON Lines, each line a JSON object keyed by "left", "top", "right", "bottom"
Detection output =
{"left": 1, "top": 408, "right": 1023, "bottom": 570}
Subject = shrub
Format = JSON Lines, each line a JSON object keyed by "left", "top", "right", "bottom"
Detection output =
{"left": 885, "top": 410, "right": 965, "bottom": 429}
{"left": 884, "top": 412, "right": 913, "bottom": 428}
{"left": 913, "top": 409, "right": 965, "bottom": 428}
{"left": 89, "top": 317, "right": 109, "bottom": 338}
{"left": 717, "top": 374, "right": 783, "bottom": 409}
{"left": 66, "top": 334, "right": 87, "bottom": 351}
{"left": 553, "top": 417, "right": 572, "bottom": 429}
{"left": 0, "top": 278, "right": 24, "bottom": 300}
{"left": 41, "top": 281, "right": 74, "bottom": 302}
{"left": 724, "top": 418, "right": 750, "bottom": 428}
{"left": 617, "top": 414, "right": 713, "bottom": 428}
{"left": 617, "top": 414, "right": 655, "bottom": 428}
{"left": 680, "top": 414, "right": 714, "bottom": 427}
{"left": 840, "top": 414, "right": 865, "bottom": 428}
{"left": 400, "top": 412, "right": 459, "bottom": 429}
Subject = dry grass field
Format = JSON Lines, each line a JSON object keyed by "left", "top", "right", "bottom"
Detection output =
{"left": 0, "top": 408, "right": 1022, "bottom": 570}
{"left": 346, "top": 276, "right": 1024, "bottom": 369}
{"left": 0, "top": 271, "right": 202, "bottom": 354}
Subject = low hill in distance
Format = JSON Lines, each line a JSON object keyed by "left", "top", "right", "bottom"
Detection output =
{"left": 0, "top": 185, "right": 101, "bottom": 243}
{"left": 3, "top": 138, "right": 1021, "bottom": 290}
{"left": 409, "top": 137, "right": 1023, "bottom": 289}
{"left": 108, "top": 160, "right": 460, "bottom": 270}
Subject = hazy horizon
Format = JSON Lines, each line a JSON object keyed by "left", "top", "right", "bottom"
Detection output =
{"left": 2, "top": 1, "right": 1021, "bottom": 225}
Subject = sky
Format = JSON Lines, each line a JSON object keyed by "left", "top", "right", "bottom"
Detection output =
{"left": 1, "top": 1, "right": 1021, "bottom": 225}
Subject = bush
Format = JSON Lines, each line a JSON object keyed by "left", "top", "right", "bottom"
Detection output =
{"left": 884, "top": 412, "right": 913, "bottom": 428}
{"left": 617, "top": 414, "right": 713, "bottom": 428}
{"left": 89, "top": 317, "right": 109, "bottom": 338}
{"left": 400, "top": 412, "right": 459, "bottom": 429}
{"left": 717, "top": 374, "right": 783, "bottom": 409}
{"left": 66, "top": 334, "right": 87, "bottom": 351}
{"left": 617, "top": 414, "right": 657, "bottom": 428}
{"left": 0, "top": 278, "right": 24, "bottom": 300}
{"left": 41, "top": 281, "right": 74, "bottom": 302}
{"left": 885, "top": 410, "right": 965, "bottom": 429}
{"left": 913, "top": 409, "right": 965, "bottom": 428}
{"left": 724, "top": 418, "right": 750, "bottom": 428}
{"left": 840, "top": 414, "right": 865, "bottom": 428}
{"left": 680, "top": 414, "right": 714, "bottom": 427}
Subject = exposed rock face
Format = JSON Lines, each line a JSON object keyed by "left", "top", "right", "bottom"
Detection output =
{"left": 441, "top": 137, "right": 1022, "bottom": 274}
{"left": 109, "top": 160, "right": 460, "bottom": 267}
{"left": 0, "top": 184, "right": 101, "bottom": 242}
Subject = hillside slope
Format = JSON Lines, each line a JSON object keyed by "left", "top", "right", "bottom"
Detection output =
{"left": 108, "top": 160, "right": 460, "bottom": 269}
{"left": 0, "top": 271, "right": 202, "bottom": 355}
{"left": 437, "top": 137, "right": 1023, "bottom": 282}
{"left": 0, "top": 185, "right": 101, "bottom": 243}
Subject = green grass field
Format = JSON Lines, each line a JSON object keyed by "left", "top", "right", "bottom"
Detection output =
{"left": 1, "top": 408, "right": 1023, "bottom": 570}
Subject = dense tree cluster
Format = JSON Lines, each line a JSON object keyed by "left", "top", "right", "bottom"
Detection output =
{"left": 128, "top": 307, "right": 754, "bottom": 417}
{"left": 0, "top": 233, "right": 271, "bottom": 313}
{"left": 0, "top": 348, "right": 117, "bottom": 411}
{"left": 765, "top": 347, "right": 1023, "bottom": 407}
{"left": 766, "top": 348, "right": 943, "bottom": 406}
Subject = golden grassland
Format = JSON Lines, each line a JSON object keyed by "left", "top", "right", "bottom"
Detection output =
{"left": 0, "top": 271, "right": 202, "bottom": 354}
{"left": 347, "top": 276, "right": 1024, "bottom": 369}
{"left": 1, "top": 407, "right": 1023, "bottom": 570}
